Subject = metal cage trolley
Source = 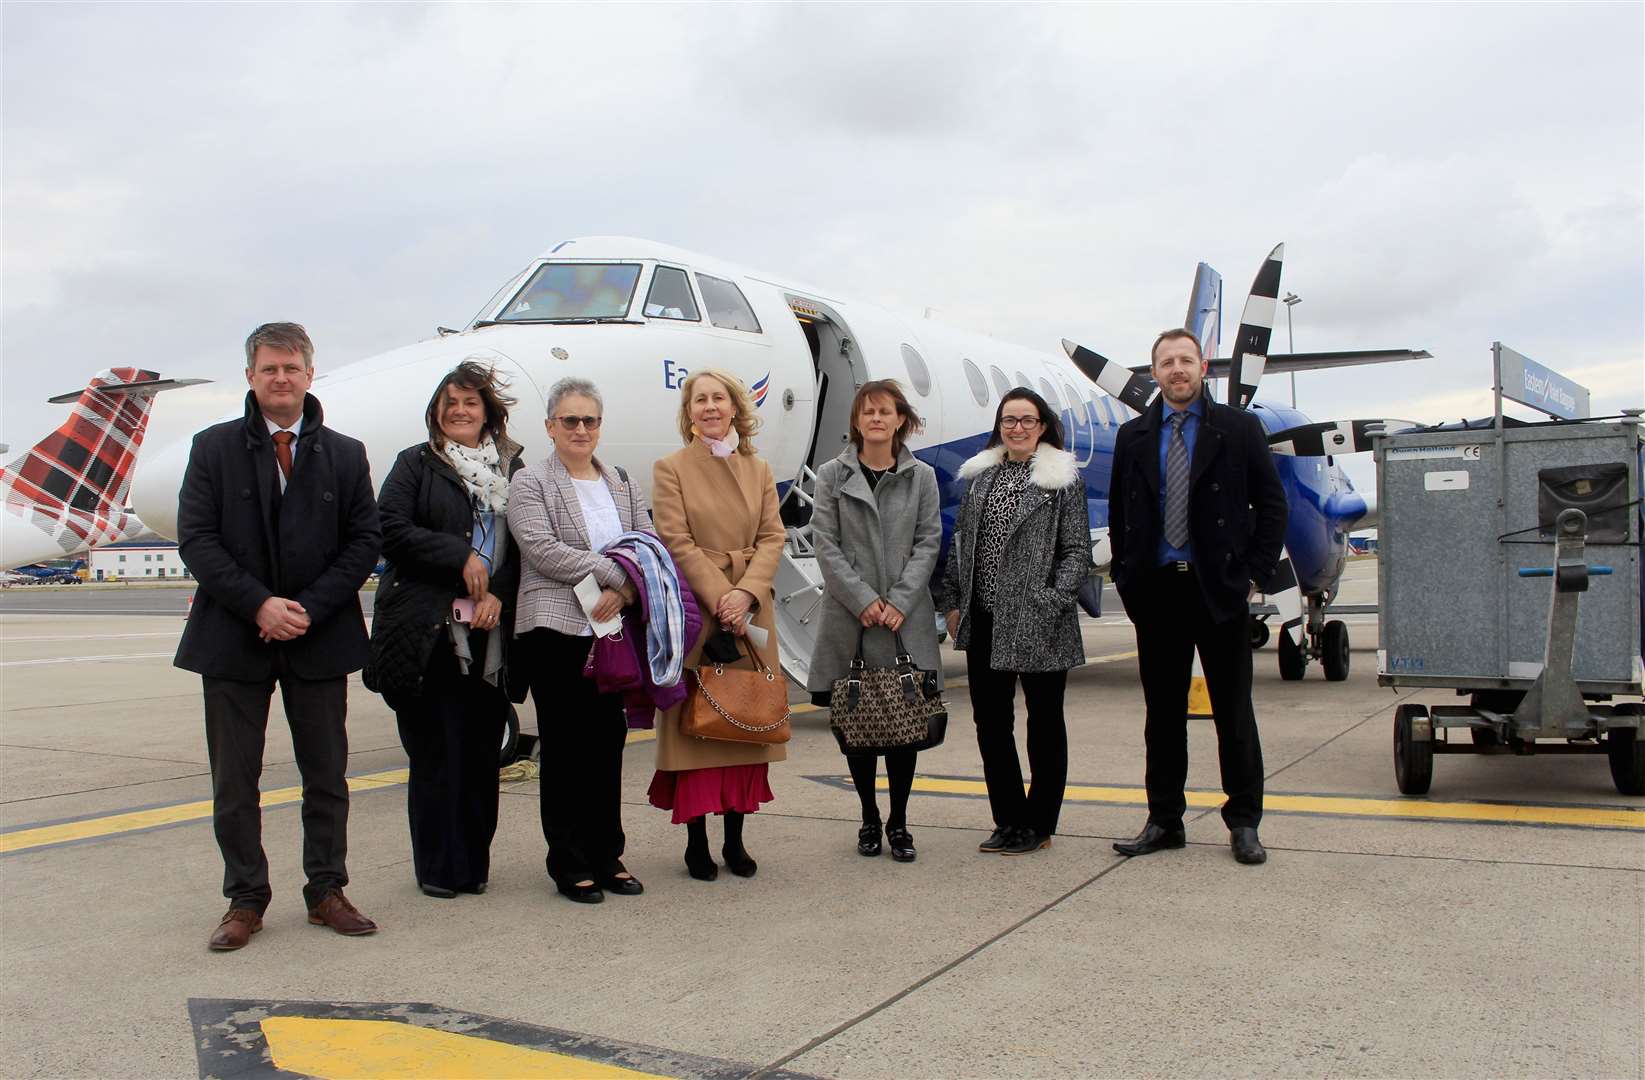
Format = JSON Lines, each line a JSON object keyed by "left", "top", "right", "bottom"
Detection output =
{"left": 1374, "top": 393, "right": 1644, "bottom": 796}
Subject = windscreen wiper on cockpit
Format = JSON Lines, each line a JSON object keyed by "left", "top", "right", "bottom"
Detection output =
{"left": 472, "top": 316, "right": 643, "bottom": 327}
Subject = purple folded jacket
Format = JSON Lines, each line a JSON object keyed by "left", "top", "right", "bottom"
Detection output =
{"left": 603, "top": 547, "right": 702, "bottom": 729}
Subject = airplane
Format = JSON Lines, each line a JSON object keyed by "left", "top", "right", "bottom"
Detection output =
{"left": 1, "top": 369, "right": 206, "bottom": 570}
{"left": 128, "top": 237, "right": 1426, "bottom": 685}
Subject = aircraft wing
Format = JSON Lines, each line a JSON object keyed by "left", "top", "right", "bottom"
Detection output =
{"left": 1128, "top": 349, "right": 1431, "bottom": 377}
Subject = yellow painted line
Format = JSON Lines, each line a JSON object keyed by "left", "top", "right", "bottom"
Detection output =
{"left": 625, "top": 728, "right": 656, "bottom": 744}
{"left": 261, "top": 1016, "right": 666, "bottom": 1079}
{"left": 897, "top": 777, "right": 1645, "bottom": 831}
{"left": 0, "top": 768, "right": 410, "bottom": 855}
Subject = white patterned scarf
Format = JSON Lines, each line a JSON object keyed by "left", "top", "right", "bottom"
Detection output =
{"left": 442, "top": 436, "right": 510, "bottom": 512}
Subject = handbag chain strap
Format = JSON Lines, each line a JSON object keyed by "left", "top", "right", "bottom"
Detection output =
{"left": 694, "top": 679, "right": 792, "bottom": 733}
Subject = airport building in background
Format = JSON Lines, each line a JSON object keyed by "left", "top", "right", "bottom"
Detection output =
{"left": 86, "top": 539, "right": 190, "bottom": 581}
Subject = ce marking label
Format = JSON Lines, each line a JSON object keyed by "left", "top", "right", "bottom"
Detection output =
{"left": 1460, "top": 445, "right": 1482, "bottom": 460}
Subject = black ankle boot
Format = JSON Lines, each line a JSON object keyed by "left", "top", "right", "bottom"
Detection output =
{"left": 857, "top": 818, "right": 883, "bottom": 856}
{"left": 684, "top": 817, "right": 717, "bottom": 881}
{"left": 721, "top": 811, "right": 757, "bottom": 877}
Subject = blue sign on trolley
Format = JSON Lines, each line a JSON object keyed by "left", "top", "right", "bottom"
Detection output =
{"left": 1495, "top": 343, "right": 1591, "bottom": 420}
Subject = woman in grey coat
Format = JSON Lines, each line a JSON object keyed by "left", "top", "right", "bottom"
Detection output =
{"left": 939, "top": 388, "right": 1091, "bottom": 857}
{"left": 807, "top": 380, "right": 943, "bottom": 862}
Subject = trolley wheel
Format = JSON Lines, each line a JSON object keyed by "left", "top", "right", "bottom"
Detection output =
{"left": 1278, "top": 629, "right": 1308, "bottom": 681}
{"left": 1248, "top": 619, "right": 1270, "bottom": 650}
{"left": 1607, "top": 711, "right": 1645, "bottom": 796}
{"left": 1321, "top": 620, "right": 1350, "bottom": 682}
{"left": 1394, "top": 703, "right": 1434, "bottom": 795}
{"left": 499, "top": 704, "right": 522, "bottom": 767}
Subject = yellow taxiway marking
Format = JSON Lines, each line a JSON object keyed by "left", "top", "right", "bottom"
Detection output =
{"left": 894, "top": 777, "right": 1645, "bottom": 831}
{"left": 0, "top": 768, "right": 410, "bottom": 855}
{"left": 261, "top": 1017, "right": 666, "bottom": 1079}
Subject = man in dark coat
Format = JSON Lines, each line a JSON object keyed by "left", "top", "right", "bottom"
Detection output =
{"left": 174, "top": 322, "right": 382, "bottom": 949}
{"left": 1108, "top": 328, "right": 1288, "bottom": 865}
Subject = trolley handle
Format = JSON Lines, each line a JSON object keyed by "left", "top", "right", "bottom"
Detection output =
{"left": 1517, "top": 566, "right": 1612, "bottom": 577}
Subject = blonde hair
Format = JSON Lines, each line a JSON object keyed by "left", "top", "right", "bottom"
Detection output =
{"left": 676, "top": 368, "right": 761, "bottom": 454}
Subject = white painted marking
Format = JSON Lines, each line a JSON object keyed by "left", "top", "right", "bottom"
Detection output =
{"left": 0, "top": 651, "right": 176, "bottom": 668}
{"left": 0, "top": 631, "right": 180, "bottom": 644}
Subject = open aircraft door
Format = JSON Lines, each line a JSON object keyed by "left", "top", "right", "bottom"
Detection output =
{"left": 771, "top": 295, "right": 866, "bottom": 686}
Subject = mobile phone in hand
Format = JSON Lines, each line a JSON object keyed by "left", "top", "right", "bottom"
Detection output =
{"left": 452, "top": 597, "right": 475, "bottom": 624}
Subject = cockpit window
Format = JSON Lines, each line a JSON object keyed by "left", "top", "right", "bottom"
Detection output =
{"left": 644, "top": 266, "right": 700, "bottom": 321}
{"left": 494, "top": 263, "right": 641, "bottom": 322}
{"left": 696, "top": 273, "right": 762, "bottom": 333}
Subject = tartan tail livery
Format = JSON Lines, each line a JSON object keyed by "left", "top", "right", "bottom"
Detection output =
{"left": 0, "top": 369, "right": 206, "bottom": 569}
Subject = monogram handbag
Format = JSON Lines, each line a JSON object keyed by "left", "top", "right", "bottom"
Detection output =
{"left": 682, "top": 637, "right": 792, "bottom": 745}
{"left": 828, "top": 629, "right": 947, "bottom": 755}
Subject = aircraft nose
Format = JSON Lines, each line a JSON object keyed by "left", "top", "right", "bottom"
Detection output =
{"left": 130, "top": 436, "right": 191, "bottom": 540}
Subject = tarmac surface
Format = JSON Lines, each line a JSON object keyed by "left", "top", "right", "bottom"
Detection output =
{"left": 1, "top": 560, "right": 1641, "bottom": 1079}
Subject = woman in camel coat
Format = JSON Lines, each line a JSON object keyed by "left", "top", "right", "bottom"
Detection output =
{"left": 648, "top": 368, "right": 787, "bottom": 882}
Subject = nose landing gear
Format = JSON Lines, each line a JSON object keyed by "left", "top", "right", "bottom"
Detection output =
{"left": 1274, "top": 593, "right": 1350, "bottom": 682}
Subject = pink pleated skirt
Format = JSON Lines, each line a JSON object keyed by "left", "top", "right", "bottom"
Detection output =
{"left": 648, "top": 764, "right": 774, "bottom": 825}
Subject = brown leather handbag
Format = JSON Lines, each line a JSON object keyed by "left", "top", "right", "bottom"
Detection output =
{"left": 681, "top": 638, "right": 792, "bottom": 744}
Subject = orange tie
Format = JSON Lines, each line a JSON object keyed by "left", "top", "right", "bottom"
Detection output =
{"left": 272, "top": 430, "right": 295, "bottom": 481}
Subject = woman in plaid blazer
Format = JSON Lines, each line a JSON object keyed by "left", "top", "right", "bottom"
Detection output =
{"left": 508, "top": 377, "right": 650, "bottom": 905}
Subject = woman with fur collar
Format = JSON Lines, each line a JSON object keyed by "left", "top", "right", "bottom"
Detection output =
{"left": 938, "top": 388, "right": 1092, "bottom": 857}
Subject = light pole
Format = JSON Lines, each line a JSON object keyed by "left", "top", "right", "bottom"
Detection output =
{"left": 1282, "top": 292, "right": 1301, "bottom": 408}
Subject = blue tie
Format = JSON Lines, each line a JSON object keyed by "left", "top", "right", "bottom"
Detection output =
{"left": 1164, "top": 412, "right": 1190, "bottom": 550}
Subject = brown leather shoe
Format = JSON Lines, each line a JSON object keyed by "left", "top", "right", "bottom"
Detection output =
{"left": 208, "top": 907, "right": 262, "bottom": 951}
{"left": 307, "top": 889, "right": 378, "bottom": 936}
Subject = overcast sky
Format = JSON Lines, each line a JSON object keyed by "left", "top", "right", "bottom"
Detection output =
{"left": 4, "top": 2, "right": 1641, "bottom": 495}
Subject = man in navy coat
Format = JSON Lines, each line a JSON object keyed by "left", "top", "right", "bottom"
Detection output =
{"left": 1108, "top": 328, "right": 1288, "bottom": 865}
{"left": 175, "top": 322, "right": 382, "bottom": 949}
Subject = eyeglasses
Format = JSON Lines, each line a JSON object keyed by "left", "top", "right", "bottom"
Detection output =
{"left": 1000, "top": 416, "right": 1042, "bottom": 430}
{"left": 554, "top": 415, "right": 602, "bottom": 430}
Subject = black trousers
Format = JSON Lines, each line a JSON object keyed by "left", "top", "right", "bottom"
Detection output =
{"left": 522, "top": 628, "right": 629, "bottom": 886}
{"left": 966, "top": 606, "right": 1069, "bottom": 836}
{"left": 390, "top": 646, "right": 506, "bottom": 892}
{"left": 202, "top": 654, "right": 349, "bottom": 913}
{"left": 1130, "top": 564, "right": 1265, "bottom": 830}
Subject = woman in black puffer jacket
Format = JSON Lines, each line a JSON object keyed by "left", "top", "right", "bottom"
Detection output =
{"left": 366, "top": 361, "right": 525, "bottom": 898}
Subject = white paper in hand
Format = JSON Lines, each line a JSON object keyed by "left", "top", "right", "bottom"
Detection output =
{"left": 743, "top": 619, "right": 769, "bottom": 649}
{"left": 574, "top": 574, "right": 623, "bottom": 637}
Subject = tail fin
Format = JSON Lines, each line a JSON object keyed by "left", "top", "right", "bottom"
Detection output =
{"left": 1184, "top": 262, "right": 1223, "bottom": 359}
{"left": 1, "top": 368, "right": 204, "bottom": 553}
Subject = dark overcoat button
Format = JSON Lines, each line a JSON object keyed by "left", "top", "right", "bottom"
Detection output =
{"left": 322, "top": 491, "right": 335, "bottom": 502}
{"left": 1216, "top": 518, "right": 1225, "bottom": 527}
{"left": 241, "top": 488, "right": 251, "bottom": 498}
{"left": 1210, "top": 482, "right": 1221, "bottom": 492}
{"left": 1225, "top": 553, "right": 1233, "bottom": 561}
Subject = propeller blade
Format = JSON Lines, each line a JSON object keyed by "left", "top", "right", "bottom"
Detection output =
{"left": 1267, "top": 418, "right": 1418, "bottom": 456}
{"left": 1260, "top": 550, "right": 1305, "bottom": 647}
{"left": 1227, "top": 243, "right": 1284, "bottom": 409}
{"left": 1062, "top": 338, "right": 1155, "bottom": 413}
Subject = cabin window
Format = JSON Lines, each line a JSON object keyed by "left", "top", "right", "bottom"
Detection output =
{"left": 643, "top": 267, "right": 700, "bottom": 321}
{"left": 494, "top": 263, "right": 641, "bottom": 322}
{"left": 1014, "top": 371, "right": 1032, "bottom": 390}
{"left": 696, "top": 274, "right": 762, "bottom": 332}
{"left": 900, "top": 344, "right": 933, "bottom": 397}
{"left": 988, "top": 366, "right": 1012, "bottom": 399}
{"left": 962, "top": 359, "right": 989, "bottom": 405}
{"left": 1038, "top": 379, "right": 1060, "bottom": 410}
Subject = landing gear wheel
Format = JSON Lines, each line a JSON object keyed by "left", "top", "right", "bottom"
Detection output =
{"left": 1394, "top": 703, "right": 1434, "bottom": 795}
{"left": 1248, "top": 619, "right": 1270, "bottom": 650}
{"left": 499, "top": 704, "right": 522, "bottom": 767}
{"left": 1278, "top": 629, "right": 1308, "bottom": 681}
{"left": 1606, "top": 710, "right": 1645, "bottom": 796}
{"left": 1321, "top": 620, "right": 1350, "bottom": 682}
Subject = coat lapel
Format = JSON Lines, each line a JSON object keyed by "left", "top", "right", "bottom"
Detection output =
{"left": 835, "top": 451, "right": 887, "bottom": 587}
{"left": 1189, "top": 401, "right": 1225, "bottom": 491}
{"left": 690, "top": 439, "right": 756, "bottom": 526}
{"left": 544, "top": 456, "right": 592, "bottom": 548}
{"left": 1135, "top": 401, "right": 1163, "bottom": 499}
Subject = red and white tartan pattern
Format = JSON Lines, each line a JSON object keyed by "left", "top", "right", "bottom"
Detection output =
{"left": 0, "top": 368, "right": 161, "bottom": 553}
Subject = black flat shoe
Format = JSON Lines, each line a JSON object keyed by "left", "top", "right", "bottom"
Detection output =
{"left": 857, "top": 821, "right": 883, "bottom": 857}
{"left": 1113, "top": 822, "right": 1186, "bottom": 858}
{"left": 457, "top": 881, "right": 487, "bottom": 895}
{"left": 557, "top": 880, "right": 605, "bottom": 904}
{"left": 418, "top": 882, "right": 457, "bottom": 899}
{"left": 601, "top": 873, "right": 645, "bottom": 896}
{"left": 978, "top": 826, "right": 1014, "bottom": 853}
{"left": 886, "top": 825, "right": 916, "bottom": 863}
{"left": 1230, "top": 827, "right": 1267, "bottom": 865}
{"left": 1001, "top": 828, "right": 1050, "bottom": 855}
{"left": 721, "top": 844, "right": 758, "bottom": 878}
